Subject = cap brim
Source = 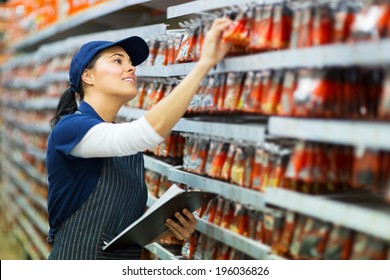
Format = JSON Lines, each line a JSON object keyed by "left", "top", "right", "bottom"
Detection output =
{"left": 113, "top": 36, "right": 149, "bottom": 66}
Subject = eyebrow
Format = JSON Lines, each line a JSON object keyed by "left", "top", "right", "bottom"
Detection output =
{"left": 109, "top": 53, "right": 132, "bottom": 62}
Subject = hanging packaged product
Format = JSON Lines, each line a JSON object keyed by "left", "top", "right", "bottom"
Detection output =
{"left": 183, "top": 134, "right": 195, "bottom": 170}
{"left": 349, "top": 3, "right": 390, "bottom": 41}
{"left": 208, "top": 142, "right": 229, "bottom": 179}
{"left": 378, "top": 70, "right": 390, "bottom": 119}
{"left": 289, "top": 6, "right": 302, "bottom": 48}
{"left": 251, "top": 145, "right": 265, "bottom": 192}
{"left": 204, "top": 139, "right": 218, "bottom": 175}
{"left": 213, "top": 196, "right": 225, "bottom": 226}
{"left": 220, "top": 200, "right": 235, "bottom": 229}
{"left": 279, "top": 70, "right": 298, "bottom": 116}
{"left": 142, "top": 81, "right": 157, "bottom": 110}
{"left": 223, "top": 72, "right": 245, "bottom": 112}
{"left": 350, "top": 233, "right": 387, "bottom": 260}
{"left": 296, "top": 217, "right": 331, "bottom": 259}
{"left": 145, "top": 38, "right": 159, "bottom": 66}
{"left": 220, "top": 143, "right": 237, "bottom": 181}
{"left": 351, "top": 148, "right": 381, "bottom": 192}
{"left": 249, "top": 4, "right": 273, "bottom": 51}
{"left": 144, "top": 170, "right": 161, "bottom": 197}
{"left": 242, "top": 72, "right": 263, "bottom": 113}
{"left": 273, "top": 210, "right": 297, "bottom": 257}
{"left": 247, "top": 209, "right": 262, "bottom": 240}
{"left": 154, "top": 36, "right": 168, "bottom": 66}
{"left": 230, "top": 203, "right": 250, "bottom": 237}
{"left": 262, "top": 70, "right": 284, "bottom": 115}
{"left": 271, "top": 2, "right": 293, "bottom": 50}
{"left": 263, "top": 209, "right": 285, "bottom": 246}
{"left": 237, "top": 71, "right": 254, "bottom": 111}
{"left": 201, "top": 196, "right": 218, "bottom": 223}
{"left": 215, "top": 244, "right": 231, "bottom": 260}
{"left": 176, "top": 26, "right": 199, "bottom": 63}
{"left": 323, "top": 225, "right": 354, "bottom": 260}
{"left": 230, "top": 145, "right": 254, "bottom": 187}
{"left": 182, "top": 231, "right": 199, "bottom": 260}
{"left": 201, "top": 75, "right": 223, "bottom": 113}
{"left": 222, "top": 10, "right": 252, "bottom": 47}
{"left": 332, "top": 1, "right": 358, "bottom": 43}
{"left": 312, "top": 3, "right": 334, "bottom": 46}
{"left": 268, "top": 145, "right": 291, "bottom": 188}
{"left": 187, "top": 137, "right": 210, "bottom": 175}
{"left": 297, "top": 4, "right": 314, "bottom": 48}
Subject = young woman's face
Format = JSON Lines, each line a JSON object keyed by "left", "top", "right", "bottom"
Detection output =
{"left": 86, "top": 46, "right": 138, "bottom": 101}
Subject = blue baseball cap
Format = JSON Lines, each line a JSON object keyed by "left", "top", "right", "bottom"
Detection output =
{"left": 69, "top": 36, "right": 149, "bottom": 93}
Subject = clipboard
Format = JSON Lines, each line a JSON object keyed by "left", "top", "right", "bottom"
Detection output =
{"left": 103, "top": 185, "right": 217, "bottom": 251}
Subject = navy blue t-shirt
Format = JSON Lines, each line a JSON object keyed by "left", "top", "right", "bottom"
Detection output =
{"left": 46, "top": 102, "right": 105, "bottom": 240}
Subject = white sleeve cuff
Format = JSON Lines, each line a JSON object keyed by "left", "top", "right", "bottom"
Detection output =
{"left": 70, "top": 116, "right": 164, "bottom": 158}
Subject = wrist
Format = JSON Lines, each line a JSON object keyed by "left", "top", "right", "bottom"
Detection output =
{"left": 196, "top": 58, "right": 215, "bottom": 71}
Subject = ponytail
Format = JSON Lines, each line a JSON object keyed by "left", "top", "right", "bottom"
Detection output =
{"left": 50, "top": 88, "right": 78, "bottom": 129}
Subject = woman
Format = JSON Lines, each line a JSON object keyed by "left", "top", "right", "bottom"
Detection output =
{"left": 46, "top": 18, "right": 232, "bottom": 260}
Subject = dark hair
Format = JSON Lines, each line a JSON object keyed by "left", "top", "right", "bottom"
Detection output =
{"left": 50, "top": 53, "right": 102, "bottom": 129}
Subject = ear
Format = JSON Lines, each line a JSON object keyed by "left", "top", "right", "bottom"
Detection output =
{"left": 81, "top": 69, "right": 94, "bottom": 86}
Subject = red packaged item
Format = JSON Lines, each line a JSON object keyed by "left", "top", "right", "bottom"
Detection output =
{"left": 297, "top": 5, "right": 314, "bottom": 48}
{"left": 142, "top": 81, "right": 157, "bottom": 110}
{"left": 268, "top": 146, "right": 291, "bottom": 188}
{"left": 222, "top": 11, "right": 251, "bottom": 47}
{"left": 263, "top": 210, "right": 276, "bottom": 246}
{"left": 248, "top": 209, "right": 261, "bottom": 240}
{"left": 323, "top": 225, "right": 354, "bottom": 260}
{"left": 230, "top": 146, "right": 247, "bottom": 187}
{"left": 244, "top": 147, "right": 255, "bottom": 188}
{"left": 243, "top": 71, "right": 263, "bottom": 113}
{"left": 136, "top": 80, "right": 147, "bottom": 109}
{"left": 230, "top": 203, "right": 249, "bottom": 237}
{"left": 203, "top": 237, "right": 218, "bottom": 260}
{"left": 220, "top": 143, "right": 237, "bottom": 181}
{"left": 223, "top": 72, "right": 244, "bottom": 111}
{"left": 205, "top": 139, "right": 218, "bottom": 175}
{"left": 151, "top": 82, "right": 165, "bottom": 108}
{"left": 176, "top": 27, "right": 198, "bottom": 63}
{"left": 145, "top": 38, "right": 158, "bottom": 66}
{"left": 193, "top": 233, "right": 207, "bottom": 260}
{"left": 251, "top": 146, "right": 265, "bottom": 191}
{"left": 154, "top": 37, "right": 168, "bottom": 66}
{"left": 181, "top": 231, "right": 199, "bottom": 260}
{"left": 273, "top": 210, "right": 297, "bottom": 257}
{"left": 262, "top": 70, "right": 284, "bottom": 115}
{"left": 213, "top": 197, "right": 225, "bottom": 226}
{"left": 289, "top": 8, "right": 302, "bottom": 48}
{"left": 333, "top": 1, "right": 357, "bottom": 43}
{"left": 249, "top": 4, "right": 273, "bottom": 51}
{"left": 237, "top": 72, "right": 254, "bottom": 111}
{"left": 349, "top": 4, "right": 390, "bottom": 41}
{"left": 352, "top": 148, "right": 381, "bottom": 192}
{"left": 183, "top": 135, "right": 195, "bottom": 170}
{"left": 217, "top": 73, "right": 228, "bottom": 112}
{"left": 188, "top": 138, "right": 209, "bottom": 175}
{"left": 190, "top": 77, "right": 208, "bottom": 113}
{"left": 201, "top": 196, "right": 218, "bottom": 223}
{"left": 350, "top": 233, "right": 387, "bottom": 260}
{"left": 297, "top": 217, "right": 331, "bottom": 259}
{"left": 157, "top": 176, "right": 171, "bottom": 198}
{"left": 208, "top": 142, "right": 229, "bottom": 178}
{"left": 312, "top": 4, "right": 334, "bottom": 46}
{"left": 167, "top": 34, "right": 176, "bottom": 65}
{"left": 271, "top": 3, "right": 293, "bottom": 50}
{"left": 279, "top": 70, "right": 297, "bottom": 116}
{"left": 144, "top": 170, "right": 161, "bottom": 197}
{"left": 215, "top": 244, "right": 231, "bottom": 260}
{"left": 220, "top": 200, "right": 235, "bottom": 229}
{"left": 201, "top": 75, "right": 222, "bottom": 113}
{"left": 260, "top": 70, "right": 273, "bottom": 113}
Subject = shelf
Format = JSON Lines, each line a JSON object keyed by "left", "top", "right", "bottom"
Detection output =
{"left": 269, "top": 117, "right": 390, "bottom": 150}
{"left": 136, "top": 62, "right": 196, "bottom": 77}
{"left": 119, "top": 107, "right": 266, "bottom": 143}
{"left": 23, "top": 97, "right": 59, "bottom": 111}
{"left": 168, "top": 168, "right": 266, "bottom": 211}
{"left": 16, "top": 197, "right": 49, "bottom": 236}
{"left": 265, "top": 188, "right": 390, "bottom": 242}
{"left": 167, "top": 0, "right": 273, "bottom": 19}
{"left": 11, "top": 0, "right": 156, "bottom": 52}
{"left": 144, "top": 243, "right": 181, "bottom": 260}
{"left": 196, "top": 218, "right": 277, "bottom": 260}
{"left": 143, "top": 154, "right": 177, "bottom": 176}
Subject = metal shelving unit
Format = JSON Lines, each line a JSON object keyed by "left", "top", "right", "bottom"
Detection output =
{"left": 269, "top": 117, "right": 390, "bottom": 150}
{"left": 11, "top": 0, "right": 156, "bottom": 52}
{"left": 265, "top": 188, "right": 390, "bottom": 242}
{"left": 168, "top": 168, "right": 266, "bottom": 211}
{"left": 120, "top": 107, "right": 266, "bottom": 143}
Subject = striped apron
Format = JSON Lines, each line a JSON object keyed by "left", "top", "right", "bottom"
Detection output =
{"left": 48, "top": 153, "right": 148, "bottom": 260}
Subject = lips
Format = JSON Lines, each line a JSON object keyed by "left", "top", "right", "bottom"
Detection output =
{"left": 122, "top": 76, "right": 136, "bottom": 83}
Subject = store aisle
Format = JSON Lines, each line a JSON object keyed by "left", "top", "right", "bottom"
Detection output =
{"left": 0, "top": 226, "right": 26, "bottom": 260}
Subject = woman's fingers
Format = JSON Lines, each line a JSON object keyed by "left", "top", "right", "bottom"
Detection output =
{"left": 165, "top": 209, "right": 197, "bottom": 240}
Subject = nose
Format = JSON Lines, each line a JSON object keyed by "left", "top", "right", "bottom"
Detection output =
{"left": 126, "top": 63, "right": 136, "bottom": 73}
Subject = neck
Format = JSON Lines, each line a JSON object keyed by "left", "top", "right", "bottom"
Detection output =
{"left": 83, "top": 95, "right": 124, "bottom": 123}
